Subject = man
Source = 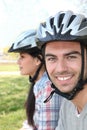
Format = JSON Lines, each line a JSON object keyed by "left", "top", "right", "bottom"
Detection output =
{"left": 36, "top": 10, "right": 87, "bottom": 130}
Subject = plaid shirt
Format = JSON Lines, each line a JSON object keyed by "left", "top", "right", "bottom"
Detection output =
{"left": 33, "top": 72, "right": 62, "bottom": 130}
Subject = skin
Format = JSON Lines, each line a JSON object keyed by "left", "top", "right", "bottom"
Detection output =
{"left": 45, "top": 41, "right": 82, "bottom": 93}
{"left": 17, "top": 52, "right": 41, "bottom": 77}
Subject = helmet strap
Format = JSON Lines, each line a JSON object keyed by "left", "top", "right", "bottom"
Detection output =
{"left": 29, "top": 62, "right": 43, "bottom": 83}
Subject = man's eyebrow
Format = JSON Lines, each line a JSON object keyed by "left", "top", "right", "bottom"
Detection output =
{"left": 45, "top": 54, "right": 56, "bottom": 57}
{"left": 65, "top": 51, "right": 81, "bottom": 56}
{"left": 45, "top": 51, "right": 81, "bottom": 57}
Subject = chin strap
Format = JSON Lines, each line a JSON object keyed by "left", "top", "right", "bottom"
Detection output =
{"left": 29, "top": 62, "right": 43, "bottom": 83}
{"left": 44, "top": 90, "right": 55, "bottom": 103}
{"left": 51, "top": 81, "right": 83, "bottom": 100}
{"left": 44, "top": 78, "right": 87, "bottom": 103}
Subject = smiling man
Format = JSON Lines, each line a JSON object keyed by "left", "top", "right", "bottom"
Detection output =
{"left": 36, "top": 10, "right": 87, "bottom": 130}
{"left": 45, "top": 41, "right": 82, "bottom": 93}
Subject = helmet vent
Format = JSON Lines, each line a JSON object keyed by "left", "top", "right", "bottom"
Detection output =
{"left": 50, "top": 17, "right": 54, "bottom": 28}
{"left": 58, "top": 13, "right": 64, "bottom": 28}
{"left": 79, "top": 18, "right": 87, "bottom": 30}
{"left": 67, "top": 15, "right": 76, "bottom": 27}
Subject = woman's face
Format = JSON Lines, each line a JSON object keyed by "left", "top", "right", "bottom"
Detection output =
{"left": 17, "top": 52, "right": 40, "bottom": 76}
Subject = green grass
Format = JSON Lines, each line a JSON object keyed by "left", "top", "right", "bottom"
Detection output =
{"left": 0, "top": 63, "right": 19, "bottom": 71}
{"left": 0, "top": 109, "right": 25, "bottom": 130}
{"left": 0, "top": 64, "right": 30, "bottom": 130}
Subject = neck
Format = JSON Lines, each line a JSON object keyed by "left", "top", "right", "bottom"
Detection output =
{"left": 35, "top": 66, "right": 45, "bottom": 82}
{"left": 72, "top": 84, "right": 87, "bottom": 113}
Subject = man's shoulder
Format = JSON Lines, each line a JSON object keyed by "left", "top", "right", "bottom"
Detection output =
{"left": 62, "top": 98, "right": 74, "bottom": 109}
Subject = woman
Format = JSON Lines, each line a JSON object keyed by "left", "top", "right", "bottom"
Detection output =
{"left": 8, "top": 29, "right": 62, "bottom": 130}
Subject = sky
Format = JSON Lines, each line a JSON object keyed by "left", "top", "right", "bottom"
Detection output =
{"left": 0, "top": 0, "right": 87, "bottom": 48}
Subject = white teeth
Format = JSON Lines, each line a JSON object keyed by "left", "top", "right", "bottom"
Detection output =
{"left": 58, "top": 77, "right": 70, "bottom": 81}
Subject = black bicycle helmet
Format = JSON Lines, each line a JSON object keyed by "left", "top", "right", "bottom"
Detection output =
{"left": 8, "top": 29, "right": 44, "bottom": 83}
{"left": 36, "top": 10, "right": 87, "bottom": 100}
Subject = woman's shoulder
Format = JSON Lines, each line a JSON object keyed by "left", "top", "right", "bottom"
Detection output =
{"left": 34, "top": 72, "right": 50, "bottom": 92}
{"left": 37, "top": 72, "right": 50, "bottom": 85}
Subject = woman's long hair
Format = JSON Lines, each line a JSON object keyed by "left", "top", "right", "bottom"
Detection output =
{"left": 25, "top": 48, "right": 43, "bottom": 127}
{"left": 25, "top": 82, "right": 35, "bottom": 126}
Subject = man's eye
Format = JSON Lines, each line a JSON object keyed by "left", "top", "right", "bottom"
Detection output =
{"left": 48, "top": 58, "right": 53, "bottom": 61}
{"left": 67, "top": 55, "right": 77, "bottom": 59}
{"left": 46, "top": 57, "right": 56, "bottom": 62}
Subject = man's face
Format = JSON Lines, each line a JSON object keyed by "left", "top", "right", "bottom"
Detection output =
{"left": 45, "top": 41, "right": 82, "bottom": 93}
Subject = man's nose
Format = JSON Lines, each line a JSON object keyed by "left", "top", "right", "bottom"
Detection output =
{"left": 55, "top": 59, "right": 68, "bottom": 72}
